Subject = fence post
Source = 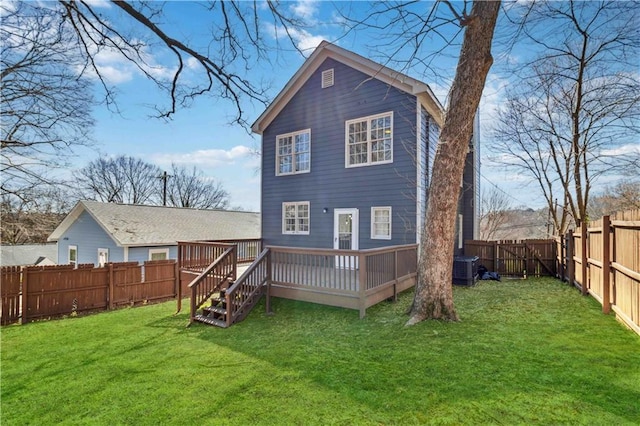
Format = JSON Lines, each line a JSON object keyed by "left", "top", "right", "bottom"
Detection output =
{"left": 175, "top": 261, "right": 182, "bottom": 314}
{"left": 21, "top": 267, "right": 28, "bottom": 325}
{"left": 108, "top": 263, "right": 114, "bottom": 310}
{"left": 567, "top": 230, "right": 574, "bottom": 287}
{"left": 581, "top": 221, "right": 588, "bottom": 296}
{"left": 492, "top": 240, "right": 498, "bottom": 273}
{"left": 602, "top": 215, "right": 611, "bottom": 314}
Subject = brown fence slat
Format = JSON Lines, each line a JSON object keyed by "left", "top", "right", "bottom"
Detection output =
{"left": 464, "top": 239, "right": 557, "bottom": 277}
{"left": 1, "top": 266, "right": 22, "bottom": 325}
{"left": 2, "top": 260, "right": 179, "bottom": 325}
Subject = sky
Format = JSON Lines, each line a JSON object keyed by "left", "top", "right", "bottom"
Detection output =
{"left": 67, "top": 0, "right": 638, "bottom": 213}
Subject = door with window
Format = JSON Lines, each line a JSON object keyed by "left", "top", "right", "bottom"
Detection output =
{"left": 334, "top": 208, "right": 359, "bottom": 268}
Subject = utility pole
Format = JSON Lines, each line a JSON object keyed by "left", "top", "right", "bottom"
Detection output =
{"left": 159, "top": 171, "right": 170, "bottom": 206}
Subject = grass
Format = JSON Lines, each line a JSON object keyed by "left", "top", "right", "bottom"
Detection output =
{"left": 2, "top": 277, "right": 639, "bottom": 425}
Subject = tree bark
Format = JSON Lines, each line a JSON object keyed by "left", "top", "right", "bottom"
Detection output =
{"left": 407, "top": 1, "right": 500, "bottom": 325}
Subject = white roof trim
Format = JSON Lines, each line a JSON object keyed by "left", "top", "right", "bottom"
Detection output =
{"left": 251, "top": 40, "right": 444, "bottom": 134}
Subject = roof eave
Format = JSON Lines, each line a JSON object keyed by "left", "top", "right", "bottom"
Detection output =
{"left": 251, "top": 41, "right": 445, "bottom": 135}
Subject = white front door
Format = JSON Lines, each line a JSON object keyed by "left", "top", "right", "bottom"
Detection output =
{"left": 334, "top": 208, "right": 359, "bottom": 268}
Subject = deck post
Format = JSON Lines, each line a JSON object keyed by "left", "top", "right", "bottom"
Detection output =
{"left": 602, "top": 216, "right": 611, "bottom": 314}
{"left": 358, "top": 251, "right": 367, "bottom": 318}
{"left": 265, "top": 250, "right": 272, "bottom": 315}
{"left": 189, "top": 287, "right": 196, "bottom": 326}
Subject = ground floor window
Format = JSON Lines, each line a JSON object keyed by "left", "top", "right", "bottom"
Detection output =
{"left": 69, "top": 245, "right": 78, "bottom": 267}
{"left": 149, "top": 248, "right": 169, "bottom": 261}
{"left": 98, "top": 248, "right": 109, "bottom": 267}
{"left": 282, "top": 201, "right": 310, "bottom": 234}
{"left": 371, "top": 206, "right": 392, "bottom": 239}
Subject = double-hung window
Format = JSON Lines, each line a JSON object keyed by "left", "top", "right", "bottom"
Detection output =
{"left": 69, "top": 245, "right": 78, "bottom": 267}
{"left": 276, "top": 129, "right": 311, "bottom": 175}
{"left": 346, "top": 112, "right": 393, "bottom": 167}
{"left": 371, "top": 207, "right": 392, "bottom": 239}
{"left": 282, "top": 202, "right": 310, "bottom": 235}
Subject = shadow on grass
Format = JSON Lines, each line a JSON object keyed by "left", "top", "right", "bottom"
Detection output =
{"left": 181, "top": 278, "right": 640, "bottom": 424}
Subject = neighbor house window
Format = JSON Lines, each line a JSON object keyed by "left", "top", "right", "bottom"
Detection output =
{"left": 276, "top": 129, "right": 311, "bottom": 175}
{"left": 346, "top": 112, "right": 393, "bottom": 167}
{"left": 371, "top": 207, "right": 392, "bottom": 240}
{"left": 98, "top": 248, "right": 109, "bottom": 267}
{"left": 68, "top": 245, "right": 78, "bottom": 267}
{"left": 149, "top": 248, "right": 169, "bottom": 261}
{"left": 282, "top": 202, "right": 310, "bottom": 235}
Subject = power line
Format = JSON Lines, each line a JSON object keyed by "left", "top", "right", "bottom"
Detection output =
{"left": 479, "top": 172, "right": 532, "bottom": 207}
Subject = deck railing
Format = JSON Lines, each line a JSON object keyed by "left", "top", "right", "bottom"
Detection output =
{"left": 179, "top": 239, "right": 261, "bottom": 270}
{"left": 225, "top": 248, "right": 271, "bottom": 327}
{"left": 188, "top": 246, "right": 236, "bottom": 325}
{"left": 269, "top": 244, "right": 418, "bottom": 317}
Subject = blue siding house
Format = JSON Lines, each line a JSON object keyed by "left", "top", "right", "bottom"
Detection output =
{"left": 48, "top": 201, "right": 260, "bottom": 266}
{"left": 252, "top": 41, "right": 478, "bottom": 255}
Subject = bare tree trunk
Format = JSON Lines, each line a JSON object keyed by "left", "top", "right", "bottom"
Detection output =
{"left": 407, "top": 0, "right": 500, "bottom": 325}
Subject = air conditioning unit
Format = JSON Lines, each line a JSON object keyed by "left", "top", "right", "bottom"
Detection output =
{"left": 452, "top": 255, "right": 479, "bottom": 286}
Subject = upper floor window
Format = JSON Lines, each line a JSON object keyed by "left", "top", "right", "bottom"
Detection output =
{"left": 346, "top": 112, "right": 393, "bottom": 167}
{"left": 282, "top": 201, "right": 310, "bottom": 235}
{"left": 371, "top": 206, "right": 392, "bottom": 240}
{"left": 276, "top": 129, "right": 311, "bottom": 175}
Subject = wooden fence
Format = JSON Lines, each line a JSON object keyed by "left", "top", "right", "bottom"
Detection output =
{"left": 464, "top": 239, "right": 557, "bottom": 277}
{"left": 1, "top": 260, "right": 179, "bottom": 325}
{"left": 558, "top": 210, "right": 640, "bottom": 335}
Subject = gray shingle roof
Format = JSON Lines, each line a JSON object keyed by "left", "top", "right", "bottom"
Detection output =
{"left": 1, "top": 243, "right": 57, "bottom": 266}
{"left": 49, "top": 201, "right": 260, "bottom": 246}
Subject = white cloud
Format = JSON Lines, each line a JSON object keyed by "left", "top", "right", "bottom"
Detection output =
{"left": 600, "top": 143, "right": 640, "bottom": 157}
{"left": 150, "top": 145, "right": 257, "bottom": 168}
{"left": 290, "top": 1, "right": 320, "bottom": 23}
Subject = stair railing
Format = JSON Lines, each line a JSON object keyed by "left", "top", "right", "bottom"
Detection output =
{"left": 225, "top": 248, "right": 271, "bottom": 327}
{"left": 188, "top": 245, "right": 237, "bottom": 325}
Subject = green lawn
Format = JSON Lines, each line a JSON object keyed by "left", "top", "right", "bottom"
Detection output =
{"left": 2, "top": 277, "right": 639, "bottom": 425}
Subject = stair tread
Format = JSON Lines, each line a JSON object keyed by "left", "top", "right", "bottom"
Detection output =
{"left": 202, "top": 305, "right": 227, "bottom": 315}
{"left": 194, "top": 314, "right": 228, "bottom": 328}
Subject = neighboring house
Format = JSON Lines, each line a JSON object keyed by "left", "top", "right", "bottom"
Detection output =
{"left": 0, "top": 243, "right": 57, "bottom": 267}
{"left": 48, "top": 201, "right": 260, "bottom": 266}
{"left": 252, "top": 41, "right": 479, "bottom": 255}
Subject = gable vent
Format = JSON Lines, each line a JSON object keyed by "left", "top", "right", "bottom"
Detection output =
{"left": 322, "top": 69, "right": 334, "bottom": 88}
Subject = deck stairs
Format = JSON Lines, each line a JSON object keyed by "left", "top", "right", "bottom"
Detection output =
{"left": 190, "top": 248, "right": 271, "bottom": 328}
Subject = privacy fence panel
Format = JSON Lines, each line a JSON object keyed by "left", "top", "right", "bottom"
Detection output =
{"left": 465, "top": 240, "right": 556, "bottom": 277}
{"left": 24, "top": 264, "right": 109, "bottom": 321}
{"left": 1, "top": 266, "right": 22, "bottom": 325}
{"left": 2, "top": 261, "right": 179, "bottom": 325}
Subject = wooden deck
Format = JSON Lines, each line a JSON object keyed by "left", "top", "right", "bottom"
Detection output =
{"left": 178, "top": 241, "right": 418, "bottom": 324}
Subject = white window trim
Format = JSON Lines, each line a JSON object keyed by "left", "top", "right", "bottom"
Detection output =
{"left": 275, "top": 129, "right": 311, "bottom": 176}
{"left": 282, "top": 201, "right": 310, "bottom": 235}
{"left": 149, "top": 248, "right": 170, "bottom": 261}
{"left": 458, "top": 214, "right": 464, "bottom": 249}
{"left": 98, "top": 248, "right": 109, "bottom": 267}
{"left": 371, "top": 206, "right": 392, "bottom": 240}
{"left": 345, "top": 111, "right": 394, "bottom": 168}
{"left": 68, "top": 245, "right": 78, "bottom": 267}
